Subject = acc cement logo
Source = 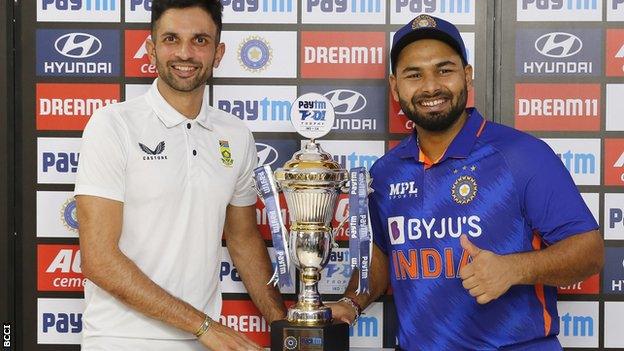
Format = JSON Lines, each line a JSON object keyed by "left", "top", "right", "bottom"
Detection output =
{"left": 324, "top": 89, "right": 366, "bottom": 115}
{"left": 535, "top": 32, "right": 582, "bottom": 58}
{"left": 256, "top": 143, "right": 279, "bottom": 166}
{"left": 54, "top": 33, "right": 101, "bottom": 58}
{"left": 387, "top": 216, "right": 405, "bottom": 245}
{"left": 238, "top": 36, "right": 272, "bottom": 72}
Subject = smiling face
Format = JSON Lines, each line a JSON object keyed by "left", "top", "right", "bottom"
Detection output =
{"left": 147, "top": 6, "right": 224, "bottom": 94}
{"left": 390, "top": 39, "right": 472, "bottom": 132}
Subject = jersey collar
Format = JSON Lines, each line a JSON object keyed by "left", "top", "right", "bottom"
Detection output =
{"left": 397, "top": 108, "right": 486, "bottom": 164}
{"left": 147, "top": 78, "right": 214, "bottom": 130}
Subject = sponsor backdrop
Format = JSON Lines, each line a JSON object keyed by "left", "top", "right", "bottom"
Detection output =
{"left": 9, "top": 0, "right": 621, "bottom": 350}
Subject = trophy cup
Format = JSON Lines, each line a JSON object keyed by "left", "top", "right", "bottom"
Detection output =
{"left": 253, "top": 93, "right": 372, "bottom": 351}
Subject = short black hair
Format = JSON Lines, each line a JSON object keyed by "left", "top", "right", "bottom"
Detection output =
{"left": 151, "top": 0, "right": 223, "bottom": 39}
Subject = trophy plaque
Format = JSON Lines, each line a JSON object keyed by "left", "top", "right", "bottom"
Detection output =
{"left": 253, "top": 93, "right": 372, "bottom": 351}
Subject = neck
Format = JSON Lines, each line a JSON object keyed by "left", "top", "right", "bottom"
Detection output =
{"left": 415, "top": 111, "right": 469, "bottom": 162}
{"left": 156, "top": 79, "right": 205, "bottom": 119}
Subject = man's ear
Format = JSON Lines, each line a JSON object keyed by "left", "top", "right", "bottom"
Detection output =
{"left": 213, "top": 42, "right": 225, "bottom": 68}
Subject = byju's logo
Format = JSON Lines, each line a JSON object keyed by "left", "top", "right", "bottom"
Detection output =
{"left": 518, "top": 0, "right": 602, "bottom": 21}
{"left": 535, "top": 32, "right": 582, "bottom": 58}
{"left": 388, "top": 216, "right": 405, "bottom": 245}
{"left": 38, "top": 0, "right": 120, "bottom": 22}
{"left": 139, "top": 141, "right": 167, "bottom": 160}
{"left": 37, "top": 30, "right": 119, "bottom": 77}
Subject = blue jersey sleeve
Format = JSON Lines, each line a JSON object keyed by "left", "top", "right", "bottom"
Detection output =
{"left": 369, "top": 190, "right": 388, "bottom": 254}
{"left": 512, "top": 138, "right": 599, "bottom": 245}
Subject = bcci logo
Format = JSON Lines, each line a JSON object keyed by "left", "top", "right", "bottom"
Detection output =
{"left": 219, "top": 140, "right": 234, "bottom": 167}
{"left": 412, "top": 14, "right": 437, "bottom": 29}
{"left": 60, "top": 198, "right": 79, "bottom": 232}
{"left": 284, "top": 336, "right": 297, "bottom": 350}
{"left": 451, "top": 175, "right": 477, "bottom": 204}
{"left": 238, "top": 35, "right": 272, "bottom": 72}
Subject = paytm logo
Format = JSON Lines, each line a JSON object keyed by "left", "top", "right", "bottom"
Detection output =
{"left": 303, "top": 0, "right": 385, "bottom": 24}
{"left": 391, "top": 0, "right": 475, "bottom": 25}
{"left": 213, "top": 85, "right": 296, "bottom": 132}
{"left": 38, "top": 138, "right": 82, "bottom": 185}
{"left": 38, "top": 298, "right": 84, "bottom": 344}
{"left": 350, "top": 316, "right": 378, "bottom": 337}
{"left": 301, "top": 85, "right": 385, "bottom": 133}
{"left": 608, "top": 0, "right": 624, "bottom": 21}
{"left": 314, "top": 140, "right": 383, "bottom": 170}
{"left": 518, "top": 0, "right": 602, "bottom": 21}
{"left": 605, "top": 194, "right": 624, "bottom": 240}
{"left": 222, "top": 0, "right": 296, "bottom": 23}
{"left": 557, "top": 301, "right": 598, "bottom": 347}
{"left": 516, "top": 29, "right": 601, "bottom": 76}
{"left": 37, "top": 30, "right": 119, "bottom": 77}
{"left": 38, "top": 0, "right": 120, "bottom": 22}
{"left": 224, "top": 0, "right": 293, "bottom": 12}
{"left": 349, "top": 302, "right": 383, "bottom": 347}
{"left": 543, "top": 139, "right": 600, "bottom": 186}
{"left": 319, "top": 248, "right": 351, "bottom": 294}
{"left": 125, "top": 0, "right": 151, "bottom": 22}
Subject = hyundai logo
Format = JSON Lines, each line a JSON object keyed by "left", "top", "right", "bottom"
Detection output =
{"left": 256, "top": 143, "right": 279, "bottom": 166}
{"left": 534, "top": 32, "right": 582, "bottom": 58}
{"left": 324, "top": 89, "right": 367, "bottom": 115}
{"left": 54, "top": 33, "right": 102, "bottom": 59}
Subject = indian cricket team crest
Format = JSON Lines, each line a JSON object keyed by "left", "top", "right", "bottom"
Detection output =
{"left": 237, "top": 35, "right": 272, "bottom": 72}
{"left": 451, "top": 175, "right": 477, "bottom": 205}
{"left": 219, "top": 140, "right": 234, "bottom": 167}
{"left": 412, "top": 14, "right": 437, "bottom": 30}
{"left": 60, "top": 198, "right": 79, "bottom": 232}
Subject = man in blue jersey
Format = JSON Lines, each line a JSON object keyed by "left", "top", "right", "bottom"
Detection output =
{"left": 331, "top": 14, "right": 604, "bottom": 350}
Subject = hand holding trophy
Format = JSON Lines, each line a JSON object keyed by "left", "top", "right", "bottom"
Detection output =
{"left": 253, "top": 93, "right": 372, "bottom": 351}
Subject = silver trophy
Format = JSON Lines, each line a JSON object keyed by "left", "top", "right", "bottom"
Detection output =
{"left": 274, "top": 140, "right": 348, "bottom": 324}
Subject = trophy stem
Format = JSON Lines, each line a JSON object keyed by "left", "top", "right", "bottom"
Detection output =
{"left": 287, "top": 267, "right": 332, "bottom": 325}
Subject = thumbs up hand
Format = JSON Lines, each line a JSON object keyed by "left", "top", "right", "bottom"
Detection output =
{"left": 459, "top": 234, "right": 516, "bottom": 304}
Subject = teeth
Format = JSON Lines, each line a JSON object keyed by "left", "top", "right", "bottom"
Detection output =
{"left": 421, "top": 99, "right": 444, "bottom": 107}
{"left": 173, "top": 66, "right": 196, "bottom": 72}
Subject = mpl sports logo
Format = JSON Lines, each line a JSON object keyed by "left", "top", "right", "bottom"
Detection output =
{"left": 608, "top": 0, "right": 624, "bottom": 21}
{"left": 319, "top": 248, "right": 352, "bottom": 294}
{"left": 516, "top": 29, "right": 601, "bottom": 77}
{"left": 300, "top": 85, "right": 385, "bottom": 134}
{"left": 542, "top": 138, "right": 600, "bottom": 186}
{"left": 36, "top": 83, "right": 119, "bottom": 131}
{"left": 391, "top": 0, "right": 475, "bottom": 25}
{"left": 37, "top": 191, "right": 79, "bottom": 238}
{"left": 125, "top": 0, "right": 151, "bottom": 22}
{"left": 125, "top": 30, "right": 156, "bottom": 78}
{"left": 603, "top": 247, "right": 624, "bottom": 295}
{"left": 605, "top": 193, "right": 624, "bottom": 240}
{"left": 514, "top": 84, "right": 600, "bottom": 131}
{"left": 312, "top": 140, "right": 384, "bottom": 170}
{"left": 38, "top": 138, "right": 81, "bottom": 185}
{"left": 606, "top": 30, "right": 624, "bottom": 77}
{"left": 38, "top": 245, "right": 84, "bottom": 292}
{"left": 38, "top": 0, "right": 120, "bottom": 22}
{"left": 302, "top": 0, "right": 385, "bottom": 24}
{"left": 556, "top": 301, "right": 598, "bottom": 348}
{"left": 36, "top": 29, "right": 119, "bottom": 77}
{"left": 349, "top": 302, "right": 383, "bottom": 347}
{"left": 517, "top": 0, "right": 602, "bottom": 21}
{"left": 605, "top": 139, "right": 624, "bottom": 186}
{"left": 607, "top": 85, "right": 624, "bottom": 131}
{"left": 215, "top": 31, "right": 297, "bottom": 78}
{"left": 38, "top": 298, "right": 84, "bottom": 344}
{"left": 301, "top": 32, "right": 386, "bottom": 79}
{"left": 220, "top": 247, "right": 296, "bottom": 294}
{"left": 214, "top": 85, "right": 296, "bottom": 132}
{"left": 223, "top": 0, "right": 297, "bottom": 23}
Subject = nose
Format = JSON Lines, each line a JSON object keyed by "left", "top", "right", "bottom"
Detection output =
{"left": 175, "top": 40, "right": 192, "bottom": 61}
{"left": 420, "top": 74, "right": 442, "bottom": 95}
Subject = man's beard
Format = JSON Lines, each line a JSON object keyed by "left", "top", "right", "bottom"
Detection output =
{"left": 156, "top": 57, "right": 212, "bottom": 93}
{"left": 399, "top": 87, "right": 468, "bottom": 132}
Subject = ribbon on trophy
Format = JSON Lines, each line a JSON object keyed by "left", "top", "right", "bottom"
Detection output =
{"left": 348, "top": 167, "right": 371, "bottom": 294}
{"left": 253, "top": 165, "right": 292, "bottom": 289}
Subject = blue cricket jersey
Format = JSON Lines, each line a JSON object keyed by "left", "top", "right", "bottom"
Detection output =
{"left": 370, "top": 108, "right": 598, "bottom": 350}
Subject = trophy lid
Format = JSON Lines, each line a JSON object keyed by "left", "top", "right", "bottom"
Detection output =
{"left": 275, "top": 141, "right": 348, "bottom": 184}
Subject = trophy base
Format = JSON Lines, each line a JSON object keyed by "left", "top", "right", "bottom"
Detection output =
{"left": 270, "top": 319, "right": 349, "bottom": 351}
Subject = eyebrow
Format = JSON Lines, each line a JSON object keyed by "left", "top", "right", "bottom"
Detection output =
{"left": 159, "top": 31, "right": 214, "bottom": 39}
{"left": 400, "top": 60, "right": 458, "bottom": 74}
